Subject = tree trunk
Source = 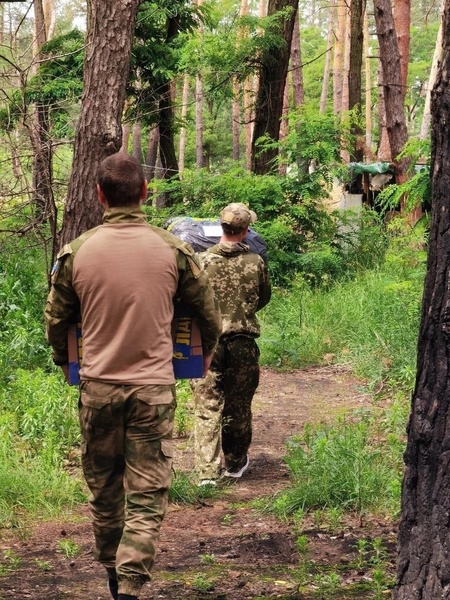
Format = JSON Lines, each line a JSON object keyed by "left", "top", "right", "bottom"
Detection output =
{"left": 333, "top": 0, "right": 347, "bottom": 114}
{"left": 348, "top": 0, "right": 366, "bottom": 163}
{"left": 395, "top": 6, "right": 450, "bottom": 598}
{"left": 232, "top": 78, "right": 241, "bottom": 161}
{"left": 159, "top": 79, "right": 179, "bottom": 190}
{"left": 393, "top": 0, "right": 410, "bottom": 105}
{"left": 420, "top": 0, "right": 444, "bottom": 141}
{"left": 145, "top": 125, "right": 159, "bottom": 184}
{"left": 195, "top": 73, "right": 204, "bottom": 168}
{"left": 132, "top": 121, "right": 143, "bottom": 164}
{"left": 195, "top": 0, "right": 204, "bottom": 169}
{"left": 29, "top": 0, "right": 55, "bottom": 233}
{"left": 121, "top": 122, "right": 131, "bottom": 153}
{"left": 364, "top": 10, "right": 374, "bottom": 158}
{"left": 291, "top": 9, "right": 305, "bottom": 108}
{"left": 60, "top": 0, "right": 140, "bottom": 245}
{"left": 374, "top": 0, "right": 409, "bottom": 183}
{"left": 178, "top": 74, "right": 190, "bottom": 174}
{"left": 319, "top": 1, "right": 333, "bottom": 114}
{"left": 251, "top": 0, "right": 299, "bottom": 175}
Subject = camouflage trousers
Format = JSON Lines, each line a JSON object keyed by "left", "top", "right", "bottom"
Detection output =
{"left": 191, "top": 336, "right": 260, "bottom": 479}
{"left": 78, "top": 380, "right": 176, "bottom": 597}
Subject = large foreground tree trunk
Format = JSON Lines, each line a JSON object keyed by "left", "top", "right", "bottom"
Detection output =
{"left": 395, "top": 5, "right": 450, "bottom": 598}
{"left": 60, "top": 0, "right": 140, "bottom": 245}
{"left": 251, "top": 0, "right": 298, "bottom": 175}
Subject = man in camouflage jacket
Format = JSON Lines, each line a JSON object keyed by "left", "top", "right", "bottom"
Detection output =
{"left": 191, "top": 203, "right": 271, "bottom": 484}
{"left": 45, "top": 153, "right": 221, "bottom": 600}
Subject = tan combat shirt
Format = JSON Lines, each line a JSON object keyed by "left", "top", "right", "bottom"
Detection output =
{"left": 45, "top": 206, "right": 221, "bottom": 385}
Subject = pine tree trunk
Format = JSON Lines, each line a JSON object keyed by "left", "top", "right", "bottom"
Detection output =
{"left": 319, "top": 2, "right": 333, "bottom": 114}
{"left": 251, "top": 0, "right": 299, "bottom": 174}
{"left": 61, "top": 0, "right": 140, "bottom": 245}
{"left": 291, "top": 10, "right": 305, "bottom": 108}
{"left": 420, "top": 0, "right": 444, "bottom": 141}
{"left": 374, "top": 0, "right": 409, "bottom": 183}
{"left": 395, "top": 6, "right": 450, "bottom": 597}
{"left": 348, "top": 0, "right": 366, "bottom": 163}
{"left": 132, "top": 121, "right": 143, "bottom": 164}
{"left": 178, "top": 75, "right": 190, "bottom": 174}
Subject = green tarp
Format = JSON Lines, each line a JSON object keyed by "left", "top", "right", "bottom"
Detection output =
{"left": 349, "top": 162, "right": 393, "bottom": 175}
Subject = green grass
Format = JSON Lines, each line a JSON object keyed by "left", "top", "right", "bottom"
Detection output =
{"left": 259, "top": 254, "right": 424, "bottom": 392}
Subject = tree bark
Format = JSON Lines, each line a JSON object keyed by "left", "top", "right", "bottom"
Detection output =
{"left": 395, "top": 5, "right": 450, "bottom": 598}
{"left": 178, "top": 74, "right": 190, "bottom": 175}
{"left": 291, "top": 9, "right": 305, "bottom": 108}
{"left": 251, "top": 0, "right": 299, "bottom": 175}
{"left": 348, "top": 0, "right": 366, "bottom": 162}
{"left": 132, "top": 121, "right": 143, "bottom": 164}
{"left": 374, "top": 0, "right": 409, "bottom": 183}
{"left": 60, "top": 0, "right": 140, "bottom": 245}
{"left": 319, "top": 1, "right": 333, "bottom": 114}
{"left": 393, "top": 0, "right": 410, "bottom": 104}
{"left": 420, "top": 0, "right": 444, "bottom": 141}
{"left": 333, "top": 0, "right": 347, "bottom": 114}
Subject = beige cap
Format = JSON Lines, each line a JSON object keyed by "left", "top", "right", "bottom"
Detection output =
{"left": 220, "top": 203, "right": 257, "bottom": 232}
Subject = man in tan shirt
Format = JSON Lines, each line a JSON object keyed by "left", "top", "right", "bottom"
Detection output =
{"left": 45, "top": 153, "right": 221, "bottom": 600}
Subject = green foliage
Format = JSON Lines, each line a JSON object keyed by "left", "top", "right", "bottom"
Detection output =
{"left": 377, "top": 138, "right": 431, "bottom": 214}
{"left": 0, "top": 238, "right": 50, "bottom": 382}
{"left": 260, "top": 225, "right": 425, "bottom": 391}
{"left": 1, "top": 368, "right": 79, "bottom": 461}
{"left": 271, "top": 417, "right": 402, "bottom": 516}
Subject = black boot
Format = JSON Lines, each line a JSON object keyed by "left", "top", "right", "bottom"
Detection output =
{"left": 108, "top": 578, "right": 119, "bottom": 600}
{"left": 118, "top": 595, "right": 138, "bottom": 600}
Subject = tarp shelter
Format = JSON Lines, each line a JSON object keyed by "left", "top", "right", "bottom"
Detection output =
{"left": 347, "top": 162, "right": 395, "bottom": 207}
{"left": 165, "top": 216, "right": 268, "bottom": 263}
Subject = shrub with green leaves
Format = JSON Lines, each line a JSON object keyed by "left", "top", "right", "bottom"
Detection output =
{"left": 271, "top": 418, "right": 402, "bottom": 517}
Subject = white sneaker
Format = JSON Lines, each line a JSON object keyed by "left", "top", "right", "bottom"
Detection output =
{"left": 198, "top": 479, "right": 217, "bottom": 486}
{"left": 223, "top": 455, "right": 249, "bottom": 478}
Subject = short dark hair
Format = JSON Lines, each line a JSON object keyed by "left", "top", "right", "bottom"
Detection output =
{"left": 97, "top": 153, "right": 146, "bottom": 207}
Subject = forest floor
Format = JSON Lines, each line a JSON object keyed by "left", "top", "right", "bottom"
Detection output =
{"left": 0, "top": 366, "right": 398, "bottom": 600}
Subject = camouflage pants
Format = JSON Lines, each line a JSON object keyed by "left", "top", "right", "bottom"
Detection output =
{"left": 191, "top": 336, "right": 260, "bottom": 479}
{"left": 78, "top": 380, "right": 176, "bottom": 597}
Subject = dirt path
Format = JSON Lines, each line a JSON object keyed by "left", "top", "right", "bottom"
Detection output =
{"left": 0, "top": 367, "right": 397, "bottom": 600}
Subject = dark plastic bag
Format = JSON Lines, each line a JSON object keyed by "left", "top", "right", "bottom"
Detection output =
{"left": 165, "top": 216, "right": 268, "bottom": 263}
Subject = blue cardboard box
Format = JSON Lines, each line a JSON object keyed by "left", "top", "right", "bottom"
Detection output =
{"left": 67, "top": 304, "right": 203, "bottom": 385}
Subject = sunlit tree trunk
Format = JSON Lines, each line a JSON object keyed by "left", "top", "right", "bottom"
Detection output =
{"left": 195, "top": 0, "right": 204, "bottom": 168}
{"left": 420, "top": 0, "right": 444, "bottom": 141}
{"left": 178, "top": 74, "right": 190, "bottom": 174}
{"left": 394, "top": 6, "right": 450, "bottom": 597}
{"left": 320, "top": 1, "right": 334, "bottom": 114}
{"left": 61, "top": 0, "right": 140, "bottom": 245}
{"left": 145, "top": 125, "right": 159, "bottom": 184}
{"left": 132, "top": 121, "right": 143, "bottom": 163}
{"left": 291, "top": 9, "right": 304, "bottom": 108}
{"left": 394, "top": 0, "right": 410, "bottom": 105}
{"left": 333, "top": 0, "right": 347, "bottom": 114}
{"left": 121, "top": 122, "right": 130, "bottom": 153}
{"left": 364, "top": 10, "right": 374, "bottom": 158}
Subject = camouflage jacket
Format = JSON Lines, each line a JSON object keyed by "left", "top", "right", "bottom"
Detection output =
{"left": 45, "top": 206, "right": 221, "bottom": 369}
{"left": 199, "top": 241, "right": 271, "bottom": 338}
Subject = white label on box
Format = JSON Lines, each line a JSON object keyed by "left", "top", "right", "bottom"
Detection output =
{"left": 202, "top": 225, "right": 222, "bottom": 237}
